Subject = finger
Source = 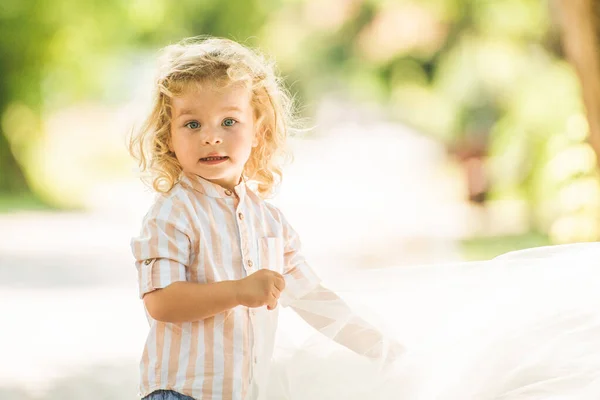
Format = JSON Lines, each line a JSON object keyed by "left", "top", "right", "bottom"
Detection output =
{"left": 267, "top": 292, "right": 279, "bottom": 308}
{"left": 255, "top": 269, "right": 269, "bottom": 278}
{"left": 392, "top": 343, "right": 405, "bottom": 358}
{"left": 266, "top": 300, "right": 278, "bottom": 310}
{"left": 268, "top": 270, "right": 284, "bottom": 279}
{"left": 271, "top": 290, "right": 281, "bottom": 299}
{"left": 273, "top": 276, "right": 286, "bottom": 291}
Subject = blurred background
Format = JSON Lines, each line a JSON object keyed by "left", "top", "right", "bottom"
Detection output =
{"left": 1, "top": 0, "right": 600, "bottom": 398}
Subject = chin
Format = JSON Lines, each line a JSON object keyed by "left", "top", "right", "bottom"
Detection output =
{"left": 194, "top": 171, "right": 222, "bottom": 180}
{"left": 194, "top": 168, "right": 233, "bottom": 181}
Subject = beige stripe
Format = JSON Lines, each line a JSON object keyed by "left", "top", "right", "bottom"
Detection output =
{"left": 227, "top": 203, "right": 243, "bottom": 281}
{"left": 147, "top": 208, "right": 160, "bottom": 290}
{"left": 203, "top": 316, "right": 215, "bottom": 398}
{"left": 201, "top": 195, "right": 219, "bottom": 398}
{"left": 149, "top": 206, "right": 165, "bottom": 389}
{"left": 138, "top": 210, "right": 155, "bottom": 392}
{"left": 167, "top": 323, "right": 183, "bottom": 388}
{"left": 165, "top": 197, "right": 184, "bottom": 388}
{"left": 198, "top": 195, "right": 218, "bottom": 285}
{"left": 132, "top": 236, "right": 144, "bottom": 295}
{"left": 137, "top": 263, "right": 143, "bottom": 295}
{"left": 222, "top": 311, "right": 235, "bottom": 399}
{"left": 257, "top": 196, "right": 269, "bottom": 231}
{"left": 185, "top": 322, "right": 200, "bottom": 389}
{"left": 290, "top": 266, "right": 304, "bottom": 280}
{"left": 181, "top": 190, "right": 201, "bottom": 394}
{"left": 155, "top": 322, "right": 166, "bottom": 388}
{"left": 141, "top": 342, "right": 150, "bottom": 392}
{"left": 245, "top": 194, "right": 263, "bottom": 398}
{"left": 216, "top": 200, "right": 234, "bottom": 280}
{"left": 225, "top": 199, "right": 244, "bottom": 397}
{"left": 148, "top": 204, "right": 160, "bottom": 254}
{"left": 182, "top": 189, "right": 201, "bottom": 279}
{"left": 242, "top": 311, "right": 250, "bottom": 398}
{"left": 248, "top": 198, "right": 263, "bottom": 272}
{"left": 212, "top": 198, "right": 230, "bottom": 396}
{"left": 166, "top": 211, "right": 180, "bottom": 281}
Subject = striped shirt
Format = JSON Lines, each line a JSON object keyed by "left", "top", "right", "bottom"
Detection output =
{"left": 130, "top": 172, "right": 321, "bottom": 400}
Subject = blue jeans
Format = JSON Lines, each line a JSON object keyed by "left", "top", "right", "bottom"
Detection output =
{"left": 142, "top": 390, "right": 195, "bottom": 400}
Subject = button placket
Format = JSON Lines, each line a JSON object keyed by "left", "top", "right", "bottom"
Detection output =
{"left": 236, "top": 203, "right": 255, "bottom": 275}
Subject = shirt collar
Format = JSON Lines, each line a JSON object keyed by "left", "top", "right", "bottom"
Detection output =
{"left": 180, "top": 172, "right": 247, "bottom": 199}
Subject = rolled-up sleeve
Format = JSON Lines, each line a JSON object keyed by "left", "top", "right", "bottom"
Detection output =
{"left": 279, "top": 212, "right": 321, "bottom": 305}
{"left": 131, "top": 201, "right": 192, "bottom": 299}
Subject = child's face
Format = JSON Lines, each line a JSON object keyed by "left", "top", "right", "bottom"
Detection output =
{"left": 170, "top": 81, "right": 258, "bottom": 190}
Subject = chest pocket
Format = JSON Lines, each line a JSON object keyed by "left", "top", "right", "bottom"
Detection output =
{"left": 258, "top": 237, "right": 285, "bottom": 273}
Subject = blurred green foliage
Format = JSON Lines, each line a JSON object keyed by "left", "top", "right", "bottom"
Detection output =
{"left": 0, "top": 0, "right": 598, "bottom": 241}
{"left": 460, "top": 231, "right": 551, "bottom": 261}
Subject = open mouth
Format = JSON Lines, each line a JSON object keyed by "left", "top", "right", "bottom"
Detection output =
{"left": 199, "top": 156, "right": 229, "bottom": 164}
{"left": 200, "top": 156, "right": 229, "bottom": 161}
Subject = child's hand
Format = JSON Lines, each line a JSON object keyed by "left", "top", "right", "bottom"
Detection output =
{"left": 362, "top": 332, "right": 405, "bottom": 364}
{"left": 235, "top": 269, "right": 286, "bottom": 310}
{"left": 385, "top": 340, "right": 406, "bottom": 364}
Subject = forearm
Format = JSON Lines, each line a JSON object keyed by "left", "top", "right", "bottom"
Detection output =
{"left": 144, "top": 280, "right": 241, "bottom": 323}
{"left": 292, "top": 286, "right": 382, "bottom": 356}
{"left": 298, "top": 311, "right": 381, "bottom": 356}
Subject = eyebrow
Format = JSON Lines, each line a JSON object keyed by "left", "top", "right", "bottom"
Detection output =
{"left": 176, "top": 106, "right": 244, "bottom": 119}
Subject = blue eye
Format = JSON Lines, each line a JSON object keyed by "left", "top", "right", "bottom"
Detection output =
{"left": 222, "top": 118, "right": 236, "bottom": 127}
{"left": 185, "top": 121, "right": 200, "bottom": 129}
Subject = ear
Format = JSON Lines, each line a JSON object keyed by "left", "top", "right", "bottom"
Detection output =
{"left": 252, "top": 127, "right": 261, "bottom": 148}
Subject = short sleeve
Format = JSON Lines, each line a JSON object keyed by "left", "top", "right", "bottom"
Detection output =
{"left": 279, "top": 211, "right": 321, "bottom": 305}
{"left": 130, "top": 201, "right": 192, "bottom": 299}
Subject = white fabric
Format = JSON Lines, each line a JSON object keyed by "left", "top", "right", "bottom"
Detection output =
{"left": 252, "top": 242, "right": 600, "bottom": 399}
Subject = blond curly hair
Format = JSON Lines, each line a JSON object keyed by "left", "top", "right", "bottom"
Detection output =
{"left": 129, "top": 36, "right": 297, "bottom": 197}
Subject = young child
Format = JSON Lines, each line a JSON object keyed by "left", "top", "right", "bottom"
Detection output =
{"left": 129, "top": 36, "right": 402, "bottom": 400}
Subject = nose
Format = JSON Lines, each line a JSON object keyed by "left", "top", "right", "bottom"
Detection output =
{"left": 201, "top": 129, "right": 223, "bottom": 145}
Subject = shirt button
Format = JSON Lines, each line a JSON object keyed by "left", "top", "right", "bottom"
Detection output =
{"left": 247, "top": 260, "right": 253, "bottom": 268}
{"left": 224, "top": 189, "right": 233, "bottom": 196}
{"left": 254, "top": 356, "right": 258, "bottom": 364}
{"left": 238, "top": 212, "right": 244, "bottom": 220}
{"left": 144, "top": 259, "right": 152, "bottom": 265}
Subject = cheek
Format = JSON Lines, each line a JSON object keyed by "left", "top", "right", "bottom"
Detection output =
{"left": 231, "top": 127, "right": 255, "bottom": 147}
{"left": 171, "top": 134, "right": 195, "bottom": 158}
{"left": 232, "top": 135, "right": 254, "bottom": 162}
{"left": 170, "top": 136, "right": 182, "bottom": 155}
{"left": 170, "top": 130, "right": 181, "bottom": 148}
